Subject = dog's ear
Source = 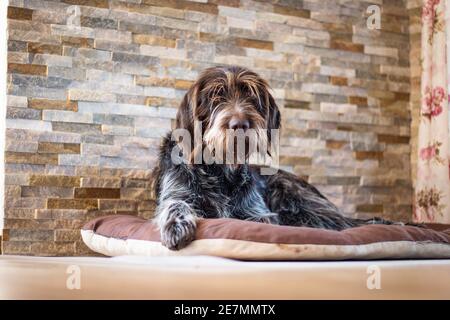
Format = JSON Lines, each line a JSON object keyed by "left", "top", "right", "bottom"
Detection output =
{"left": 176, "top": 84, "right": 199, "bottom": 135}
{"left": 176, "top": 83, "right": 204, "bottom": 164}
{"left": 267, "top": 93, "right": 281, "bottom": 130}
{"left": 265, "top": 91, "right": 281, "bottom": 151}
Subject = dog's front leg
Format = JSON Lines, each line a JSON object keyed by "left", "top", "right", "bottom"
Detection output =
{"left": 156, "top": 199, "right": 197, "bottom": 250}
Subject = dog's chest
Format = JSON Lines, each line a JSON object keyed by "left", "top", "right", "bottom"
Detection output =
{"left": 194, "top": 165, "right": 268, "bottom": 218}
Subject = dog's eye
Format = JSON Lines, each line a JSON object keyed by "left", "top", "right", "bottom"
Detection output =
{"left": 244, "top": 95, "right": 262, "bottom": 111}
{"left": 241, "top": 86, "right": 262, "bottom": 106}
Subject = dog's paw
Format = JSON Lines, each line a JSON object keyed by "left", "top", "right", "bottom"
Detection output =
{"left": 160, "top": 215, "right": 196, "bottom": 250}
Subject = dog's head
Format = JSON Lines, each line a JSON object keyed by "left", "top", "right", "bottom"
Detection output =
{"left": 175, "top": 66, "right": 280, "bottom": 164}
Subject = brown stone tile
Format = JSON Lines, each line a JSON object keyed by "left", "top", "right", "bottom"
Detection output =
{"left": 35, "top": 209, "right": 90, "bottom": 220}
{"left": 117, "top": 94, "right": 148, "bottom": 106}
{"left": 61, "top": 36, "right": 94, "bottom": 48}
{"left": 330, "top": 76, "right": 348, "bottom": 86}
{"left": 135, "top": 76, "right": 174, "bottom": 87}
{"left": 279, "top": 156, "right": 312, "bottom": 166}
{"left": 330, "top": 40, "right": 364, "bottom": 53}
{"left": 356, "top": 204, "right": 384, "bottom": 213}
{"left": 29, "top": 99, "right": 78, "bottom": 111}
{"left": 29, "top": 175, "right": 80, "bottom": 187}
{"left": 330, "top": 32, "right": 352, "bottom": 42}
{"left": 120, "top": 188, "right": 152, "bottom": 201}
{"left": 326, "top": 140, "right": 347, "bottom": 149}
{"left": 21, "top": 186, "right": 74, "bottom": 198}
{"left": 284, "top": 100, "right": 310, "bottom": 109}
{"left": 394, "top": 92, "right": 410, "bottom": 101}
{"left": 7, "top": 7, "right": 33, "bottom": 20}
{"left": 5, "top": 208, "right": 35, "bottom": 219}
{"left": 54, "top": 219, "right": 87, "bottom": 229}
{"left": 75, "top": 167, "right": 100, "bottom": 176}
{"left": 209, "top": 0, "right": 240, "bottom": 7}
{"left": 378, "top": 134, "right": 410, "bottom": 144}
{"left": 5, "top": 152, "right": 58, "bottom": 165}
{"left": 235, "top": 38, "right": 274, "bottom": 51}
{"left": 336, "top": 125, "right": 355, "bottom": 132}
{"left": 52, "top": 122, "right": 102, "bottom": 135}
{"left": 5, "top": 185, "right": 21, "bottom": 198}
{"left": 174, "top": 79, "right": 194, "bottom": 90}
{"left": 2, "top": 229, "right": 10, "bottom": 241}
{"left": 121, "top": 179, "right": 150, "bottom": 188}
{"left": 354, "top": 151, "right": 384, "bottom": 160}
{"left": 34, "top": 209, "right": 53, "bottom": 219}
{"left": 47, "top": 199, "right": 98, "bottom": 210}
{"left": 198, "top": 32, "right": 222, "bottom": 42}
{"left": 144, "top": 97, "right": 160, "bottom": 106}
{"left": 7, "top": 106, "right": 41, "bottom": 120}
{"left": 62, "top": 0, "right": 109, "bottom": 9}
{"left": 4, "top": 197, "right": 46, "bottom": 210}
{"left": 8, "top": 229, "right": 54, "bottom": 242}
{"left": 117, "top": 169, "right": 152, "bottom": 179}
{"left": 38, "top": 142, "right": 80, "bottom": 154}
{"left": 2, "top": 241, "right": 32, "bottom": 254}
{"left": 55, "top": 229, "right": 82, "bottom": 242}
{"left": 132, "top": 34, "right": 176, "bottom": 47}
{"left": 74, "top": 188, "right": 121, "bottom": 199}
{"left": 273, "top": 5, "right": 310, "bottom": 18}
{"left": 179, "top": 0, "right": 218, "bottom": 14}
{"left": 80, "top": 177, "right": 121, "bottom": 188}
{"left": 28, "top": 43, "right": 62, "bottom": 55}
{"left": 4, "top": 218, "right": 55, "bottom": 229}
{"left": 98, "top": 199, "right": 137, "bottom": 211}
{"left": 8, "top": 63, "right": 47, "bottom": 76}
{"left": 348, "top": 96, "right": 367, "bottom": 106}
{"left": 143, "top": 0, "right": 218, "bottom": 14}
{"left": 81, "top": 16, "right": 117, "bottom": 29}
{"left": 323, "top": 22, "right": 353, "bottom": 33}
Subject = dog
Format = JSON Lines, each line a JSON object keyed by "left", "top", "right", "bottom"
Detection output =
{"left": 151, "top": 65, "right": 397, "bottom": 250}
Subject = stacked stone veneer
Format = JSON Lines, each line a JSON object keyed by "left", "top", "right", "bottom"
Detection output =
{"left": 3, "top": 0, "right": 412, "bottom": 256}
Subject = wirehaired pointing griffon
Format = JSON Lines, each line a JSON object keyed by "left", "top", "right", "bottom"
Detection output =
{"left": 152, "top": 66, "right": 395, "bottom": 250}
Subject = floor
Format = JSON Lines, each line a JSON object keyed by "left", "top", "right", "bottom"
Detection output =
{"left": 1, "top": 255, "right": 450, "bottom": 299}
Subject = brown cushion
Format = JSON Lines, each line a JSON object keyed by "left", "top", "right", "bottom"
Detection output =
{"left": 81, "top": 215, "right": 450, "bottom": 260}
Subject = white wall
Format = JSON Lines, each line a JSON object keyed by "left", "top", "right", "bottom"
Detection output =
{"left": 0, "top": 0, "right": 8, "bottom": 231}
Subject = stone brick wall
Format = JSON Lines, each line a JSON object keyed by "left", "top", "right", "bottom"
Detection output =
{"left": 2, "top": 0, "right": 412, "bottom": 256}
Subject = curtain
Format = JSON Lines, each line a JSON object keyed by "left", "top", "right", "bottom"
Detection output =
{"left": 415, "top": 0, "right": 450, "bottom": 223}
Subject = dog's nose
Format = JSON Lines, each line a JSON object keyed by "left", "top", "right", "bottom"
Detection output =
{"left": 229, "top": 118, "right": 250, "bottom": 131}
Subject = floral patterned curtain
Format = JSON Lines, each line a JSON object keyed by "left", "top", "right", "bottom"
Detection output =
{"left": 415, "top": 0, "right": 450, "bottom": 223}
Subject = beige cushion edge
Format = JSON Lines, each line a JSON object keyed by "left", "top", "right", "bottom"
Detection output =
{"left": 80, "top": 230, "right": 450, "bottom": 260}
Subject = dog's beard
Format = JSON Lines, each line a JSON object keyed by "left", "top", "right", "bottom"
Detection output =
{"left": 187, "top": 101, "right": 269, "bottom": 166}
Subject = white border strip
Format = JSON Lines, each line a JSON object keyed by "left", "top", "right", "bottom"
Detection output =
{"left": 81, "top": 230, "right": 450, "bottom": 260}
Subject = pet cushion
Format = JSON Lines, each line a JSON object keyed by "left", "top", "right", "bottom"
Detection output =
{"left": 81, "top": 215, "right": 450, "bottom": 260}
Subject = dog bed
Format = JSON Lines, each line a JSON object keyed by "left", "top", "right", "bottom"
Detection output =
{"left": 81, "top": 215, "right": 450, "bottom": 260}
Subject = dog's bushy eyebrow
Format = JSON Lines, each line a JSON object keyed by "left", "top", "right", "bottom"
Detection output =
{"left": 202, "top": 78, "right": 226, "bottom": 97}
